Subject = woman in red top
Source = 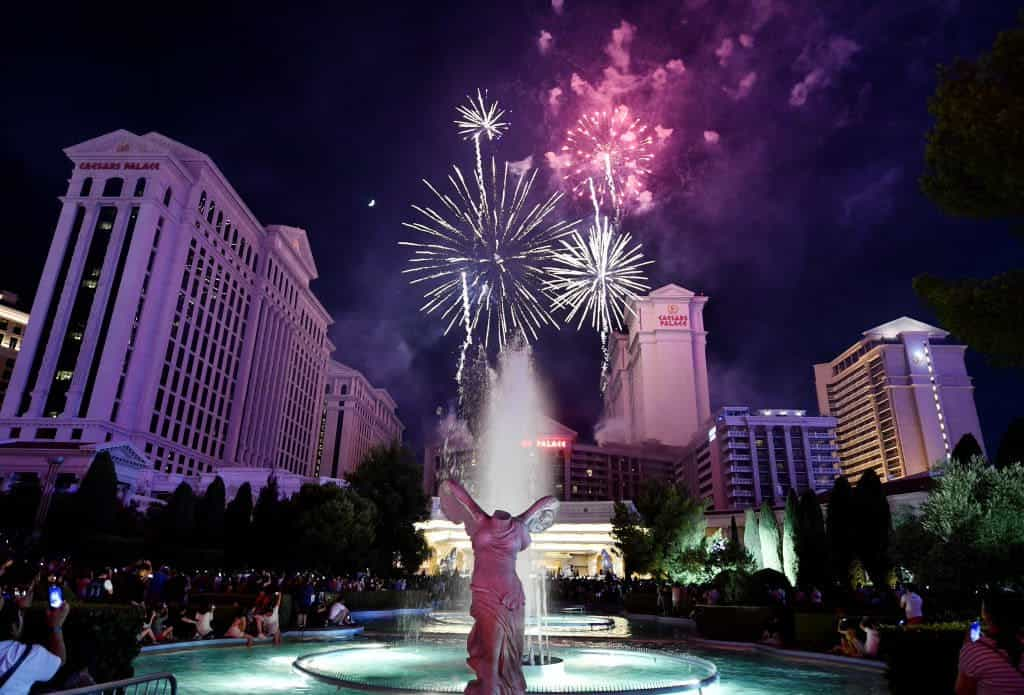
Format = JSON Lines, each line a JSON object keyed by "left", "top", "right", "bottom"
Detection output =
{"left": 957, "top": 590, "right": 1024, "bottom": 694}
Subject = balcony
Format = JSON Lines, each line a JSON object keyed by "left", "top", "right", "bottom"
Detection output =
{"left": 725, "top": 439, "right": 750, "bottom": 449}
{"left": 725, "top": 452, "right": 752, "bottom": 462}
{"left": 730, "top": 489, "right": 754, "bottom": 498}
{"left": 727, "top": 465, "right": 753, "bottom": 474}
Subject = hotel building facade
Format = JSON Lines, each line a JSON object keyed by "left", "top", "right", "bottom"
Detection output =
{"left": 0, "top": 292, "right": 30, "bottom": 410}
{"left": 315, "top": 359, "right": 404, "bottom": 479}
{"left": 0, "top": 130, "right": 335, "bottom": 498}
{"left": 679, "top": 406, "right": 840, "bottom": 511}
{"left": 603, "top": 284, "right": 711, "bottom": 449}
{"left": 813, "top": 317, "right": 985, "bottom": 481}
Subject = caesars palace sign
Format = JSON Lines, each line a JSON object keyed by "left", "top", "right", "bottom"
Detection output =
{"left": 658, "top": 303, "right": 689, "bottom": 328}
{"left": 78, "top": 161, "right": 161, "bottom": 171}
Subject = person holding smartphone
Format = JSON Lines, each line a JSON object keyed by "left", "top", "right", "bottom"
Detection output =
{"left": 956, "top": 589, "right": 1024, "bottom": 694}
{"left": 0, "top": 578, "right": 70, "bottom": 694}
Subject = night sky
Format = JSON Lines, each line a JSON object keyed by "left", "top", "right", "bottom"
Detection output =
{"left": 2, "top": 1, "right": 1022, "bottom": 455}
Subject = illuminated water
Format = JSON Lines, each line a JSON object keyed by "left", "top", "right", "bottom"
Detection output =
{"left": 134, "top": 632, "right": 888, "bottom": 694}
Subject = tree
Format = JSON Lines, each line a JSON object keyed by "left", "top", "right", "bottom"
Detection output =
{"left": 285, "top": 484, "right": 376, "bottom": 574}
{"left": 917, "top": 18, "right": 1024, "bottom": 367}
{"left": 346, "top": 444, "right": 430, "bottom": 575}
{"left": 827, "top": 476, "right": 857, "bottom": 588}
{"left": 895, "top": 460, "right": 1024, "bottom": 603}
{"left": 952, "top": 433, "right": 984, "bottom": 465}
{"left": 224, "top": 483, "right": 253, "bottom": 568}
{"left": 997, "top": 417, "right": 1024, "bottom": 469}
{"left": 251, "top": 476, "right": 284, "bottom": 564}
{"left": 782, "top": 490, "right": 799, "bottom": 587}
{"left": 195, "top": 476, "right": 226, "bottom": 547}
{"left": 729, "top": 516, "right": 740, "bottom": 546}
{"left": 0, "top": 477, "right": 41, "bottom": 532}
{"left": 611, "top": 481, "right": 707, "bottom": 582}
{"left": 758, "top": 501, "right": 781, "bottom": 573}
{"left": 796, "top": 490, "right": 829, "bottom": 590}
{"left": 75, "top": 452, "right": 120, "bottom": 534}
{"left": 743, "top": 507, "right": 762, "bottom": 569}
{"left": 611, "top": 502, "right": 655, "bottom": 579}
{"left": 853, "top": 470, "right": 891, "bottom": 587}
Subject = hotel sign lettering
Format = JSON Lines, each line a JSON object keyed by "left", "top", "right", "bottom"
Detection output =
{"left": 657, "top": 303, "right": 688, "bottom": 328}
{"left": 520, "top": 438, "right": 568, "bottom": 449}
{"left": 78, "top": 161, "right": 161, "bottom": 171}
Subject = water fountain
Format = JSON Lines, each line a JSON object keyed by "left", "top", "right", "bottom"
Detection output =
{"left": 293, "top": 339, "right": 720, "bottom": 694}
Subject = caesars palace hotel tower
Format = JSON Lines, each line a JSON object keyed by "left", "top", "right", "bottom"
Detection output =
{"left": 0, "top": 130, "right": 331, "bottom": 482}
{"left": 603, "top": 284, "right": 711, "bottom": 448}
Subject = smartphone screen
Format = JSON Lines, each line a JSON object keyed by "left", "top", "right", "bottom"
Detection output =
{"left": 970, "top": 620, "right": 981, "bottom": 642}
{"left": 48, "top": 586, "right": 63, "bottom": 609}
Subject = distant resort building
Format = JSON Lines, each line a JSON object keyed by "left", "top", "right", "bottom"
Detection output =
{"left": 814, "top": 317, "right": 985, "bottom": 481}
{"left": 0, "top": 291, "right": 29, "bottom": 411}
{"left": 0, "top": 130, "right": 397, "bottom": 506}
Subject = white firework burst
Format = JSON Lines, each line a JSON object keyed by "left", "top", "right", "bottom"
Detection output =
{"left": 401, "top": 160, "right": 578, "bottom": 352}
{"left": 546, "top": 215, "right": 653, "bottom": 335}
{"left": 454, "top": 89, "right": 509, "bottom": 142}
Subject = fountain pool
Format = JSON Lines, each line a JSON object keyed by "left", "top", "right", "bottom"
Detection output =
{"left": 132, "top": 631, "right": 889, "bottom": 695}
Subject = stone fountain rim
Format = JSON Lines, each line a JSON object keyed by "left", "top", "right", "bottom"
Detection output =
{"left": 292, "top": 642, "right": 720, "bottom": 695}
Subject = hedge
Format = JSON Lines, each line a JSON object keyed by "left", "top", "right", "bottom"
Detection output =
{"left": 880, "top": 622, "right": 967, "bottom": 695}
{"left": 22, "top": 602, "right": 143, "bottom": 684}
{"left": 693, "top": 604, "right": 781, "bottom": 642}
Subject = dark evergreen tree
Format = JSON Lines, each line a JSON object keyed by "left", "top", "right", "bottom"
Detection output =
{"left": 796, "top": 490, "right": 829, "bottom": 590}
{"left": 164, "top": 482, "right": 197, "bottom": 541}
{"left": 195, "top": 476, "right": 226, "bottom": 546}
{"left": 251, "top": 476, "right": 283, "bottom": 563}
{"left": 997, "top": 417, "right": 1024, "bottom": 469}
{"left": 729, "top": 515, "right": 740, "bottom": 546}
{"left": 951, "top": 433, "right": 984, "bottom": 464}
{"left": 854, "top": 470, "right": 892, "bottom": 587}
{"left": 223, "top": 482, "right": 253, "bottom": 567}
{"left": 827, "top": 476, "right": 857, "bottom": 588}
{"left": 74, "top": 451, "right": 120, "bottom": 533}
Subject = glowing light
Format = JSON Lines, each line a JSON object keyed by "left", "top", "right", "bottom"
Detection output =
{"left": 401, "top": 162, "right": 578, "bottom": 352}
{"left": 454, "top": 89, "right": 509, "bottom": 143}
{"left": 368, "top": 199, "right": 376, "bottom": 207}
{"left": 559, "top": 105, "right": 654, "bottom": 215}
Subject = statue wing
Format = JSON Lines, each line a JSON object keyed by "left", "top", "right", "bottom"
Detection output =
{"left": 516, "top": 495, "right": 559, "bottom": 534}
{"left": 439, "top": 479, "right": 486, "bottom": 535}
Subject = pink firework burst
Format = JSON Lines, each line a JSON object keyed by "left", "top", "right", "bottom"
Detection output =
{"left": 560, "top": 105, "right": 654, "bottom": 213}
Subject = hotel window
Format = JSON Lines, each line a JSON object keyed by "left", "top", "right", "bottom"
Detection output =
{"left": 198, "top": 190, "right": 207, "bottom": 213}
{"left": 80, "top": 177, "right": 93, "bottom": 196}
{"left": 133, "top": 178, "right": 147, "bottom": 197}
{"left": 163, "top": 187, "right": 172, "bottom": 206}
{"left": 101, "top": 177, "right": 124, "bottom": 197}
{"left": 207, "top": 200, "right": 216, "bottom": 224}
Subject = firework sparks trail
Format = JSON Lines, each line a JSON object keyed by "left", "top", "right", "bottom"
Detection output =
{"left": 454, "top": 271, "right": 473, "bottom": 395}
{"left": 401, "top": 159, "right": 578, "bottom": 354}
{"left": 546, "top": 179, "right": 653, "bottom": 388}
{"left": 560, "top": 105, "right": 654, "bottom": 218}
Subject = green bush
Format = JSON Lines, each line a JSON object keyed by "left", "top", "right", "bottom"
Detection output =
{"left": 746, "top": 568, "right": 791, "bottom": 605}
{"left": 792, "top": 611, "right": 838, "bottom": 651}
{"left": 879, "top": 623, "right": 967, "bottom": 695}
{"left": 623, "top": 591, "right": 660, "bottom": 615}
{"left": 710, "top": 570, "right": 753, "bottom": 605}
{"left": 693, "top": 604, "right": 781, "bottom": 641}
{"left": 22, "top": 603, "right": 143, "bottom": 684}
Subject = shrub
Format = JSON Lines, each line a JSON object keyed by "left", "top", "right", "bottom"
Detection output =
{"left": 879, "top": 623, "right": 967, "bottom": 695}
{"left": 22, "top": 602, "right": 143, "bottom": 683}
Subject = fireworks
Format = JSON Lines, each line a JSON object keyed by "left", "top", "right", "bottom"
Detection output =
{"left": 559, "top": 105, "right": 654, "bottom": 214}
{"left": 545, "top": 211, "right": 653, "bottom": 336}
{"left": 455, "top": 89, "right": 509, "bottom": 143}
{"left": 401, "top": 160, "right": 577, "bottom": 352}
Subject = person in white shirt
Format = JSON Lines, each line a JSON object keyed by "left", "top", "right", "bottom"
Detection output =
{"left": 0, "top": 585, "right": 70, "bottom": 694}
{"left": 861, "top": 618, "right": 880, "bottom": 658}
{"left": 181, "top": 602, "right": 215, "bottom": 640}
{"left": 900, "top": 585, "right": 924, "bottom": 625}
{"left": 326, "top": 599, "right": 351, "bottom": 626}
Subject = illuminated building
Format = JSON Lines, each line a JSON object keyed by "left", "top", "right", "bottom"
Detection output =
{"left": 0, "top": 292, "right": 29, "bottom": 410}
{"left": 603, "top": 283, "right": 711, "bottom": 448}
{"left": 315, "top": 359, "right": 403, "bottom": 479}
{"left": 679, "top": 406, "right": 840, "bottom": 511}
{"left": 0, "top": 130, "right": 335, "bottom": 497}
{"left": 422, "top": 416, "right": 680, "bottom": 502}
{"left": 813, "top": 317, "right": 984, "bottom": 481}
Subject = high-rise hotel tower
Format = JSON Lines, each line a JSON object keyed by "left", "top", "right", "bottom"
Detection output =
{"left": 0, "top": 131, "right": 331, "bottom": 485}
{"left": 814, "top": 317, "right": 985, "bottom": 481}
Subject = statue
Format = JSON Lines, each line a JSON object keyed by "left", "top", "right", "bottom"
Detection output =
{"left": 440, "top": 479, "right": 559, "bottom": 695}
